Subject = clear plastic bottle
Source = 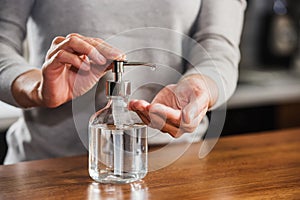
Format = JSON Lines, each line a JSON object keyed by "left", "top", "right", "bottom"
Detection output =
{"left": 88, "top": 60, "right": 154, "bottom": 184}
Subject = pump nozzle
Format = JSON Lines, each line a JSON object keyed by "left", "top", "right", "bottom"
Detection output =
{"left": 106, "top": 60, "right": 156, "bottom": 97}
{"left": 112, "top": 60, "right": 156, "bottom": 82}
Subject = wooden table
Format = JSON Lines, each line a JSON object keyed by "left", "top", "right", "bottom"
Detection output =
{"left": 1, "top": 128, "right": 299, "bottom": 200}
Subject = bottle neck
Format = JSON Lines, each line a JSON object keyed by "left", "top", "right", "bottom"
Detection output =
{"left": 109, "top": 96, "right": 132, "bottom": 129}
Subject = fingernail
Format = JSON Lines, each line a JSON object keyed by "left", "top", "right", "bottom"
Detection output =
{"left": 81, "top": 55, "right": 89, "bottom": 63}
{"left": 97, "top": 53, "right": 106, "bottom": 65}
{"left": 109, "top": 49, "right": 125, "bottom": 60}
{"left": 81, "top": 62, "right": 90, "bottom": 71}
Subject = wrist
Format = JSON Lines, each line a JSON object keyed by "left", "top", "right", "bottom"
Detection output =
{"left": 12, "top": 69, "right": 44, "bottom": 108}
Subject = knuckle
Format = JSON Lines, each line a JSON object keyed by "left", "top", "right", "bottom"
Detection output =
{"left": 66, "top": 36, "right": 78, "bottom": 45}
{"left": 193, "top": 87, "right": 202, "bottom": 96}
{"left": 181, "top": 124, "right": 196, "bottom": 133}
{"left": 54, "top": 49, "right": 65, "bottom": 59}
{"left": 94, "top": 37, "right": 104, "bottom": 44}
{"left": 52, "top": 36, "right": 64, "bottom": 44}
{"left": 66, "top": 33, "right": 80, "bottom": 38}
{"left": 87, "top": 45, "right": 96, "bottom": 54}
{"left": 166, "top": 129, "right": 182, "bottom": 138}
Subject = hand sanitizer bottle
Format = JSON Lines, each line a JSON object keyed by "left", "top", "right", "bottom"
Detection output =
{"left": 89, "top": 60, "right": 155, "bottom": 184}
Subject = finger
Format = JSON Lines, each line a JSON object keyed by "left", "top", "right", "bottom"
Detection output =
{"left": 48, "top": 35, "right": 107, "bottom": 65}
{"left": 130, "top": 100, "right": 171, "bottom": 132}
{"left": 67, "top": 33, "right": 126, "bottom": 61}
{"left": 148, "top": 103, "right": 181, "bottom": 127}
{"left": 149, "top": 102, "right": 206, "bottom": 136}
{"left": 46, "top": 36, "right": 65, "bottom": 58}
{"left": 129, "top": 100, "right": 151, "bottom": 122}
{"left": 180, "top": 110, "right": 206, "bottom": 133}
{"left": 135, "top": 110, "right": 151, "bottom": 125}
{"left": 147, "top": 104, "right": 180, "bottom": 136}
{"left": 147, "top": 112, "right": 184, "bottom": 138}
{"left": 129, "top": 100, "right": 194, "bottom": 137}
{"left": 131, "top": 101, "right": 182, "bottom": 134}
{"left": 46, "top": 49, "right": 90, "bottom": 72}
{"left": 89, "top": 59, "right": 113, "bottom": 76}
{"left": 52, "top": 36, "right": 66, "bottom": 45}
{"left": 162, "top": 123, "right": 183, "bottom": 138}
{"left": 128, "top": 99, "right": 149, "bottom": 111}
{"left": 93, "top": 38, "right": 126, "bottom": 61}
{"left": 151, "top": 110, "right": 204, "bottom": 137}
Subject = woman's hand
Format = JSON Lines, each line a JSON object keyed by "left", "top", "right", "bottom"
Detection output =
{"left": 129, "top": 74, "right": 218, "bottom": 138}
{"left": 12, "top": 33, "right": 126, "bottom": 108}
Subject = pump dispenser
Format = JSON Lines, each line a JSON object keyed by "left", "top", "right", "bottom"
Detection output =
{"left": 89, "top": 60, "right": 155, "bottom": 184}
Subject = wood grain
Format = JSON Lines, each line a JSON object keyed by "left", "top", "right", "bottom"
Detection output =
{"left": 0, "top": 128, "right": 299, "bottom": 200}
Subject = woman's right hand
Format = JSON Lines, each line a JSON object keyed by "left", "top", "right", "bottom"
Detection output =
{"left": 12, "top": 33, "right": 126, "bottom": 108}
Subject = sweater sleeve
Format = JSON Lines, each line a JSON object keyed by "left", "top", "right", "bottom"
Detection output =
{"left": 184, "top": 0, "right": 247, "bottom": 109}
{"left": 0, "top": 0, "right": 36, "bottom": 106}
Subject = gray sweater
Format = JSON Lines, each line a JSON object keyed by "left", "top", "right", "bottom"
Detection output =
{"left": 0, "top": 0, "right": 246, "bottom": 164}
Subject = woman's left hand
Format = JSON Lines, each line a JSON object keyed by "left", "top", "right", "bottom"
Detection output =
{"left": 129, "top": 74, "right": 218, "bottom": 138}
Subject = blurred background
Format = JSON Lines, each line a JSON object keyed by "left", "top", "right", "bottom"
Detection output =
{"left": 1, "top": 0, "right": 300, "bottom": 163}
{"left": 223, "top": 0, "right": 300, "bottom": 135}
